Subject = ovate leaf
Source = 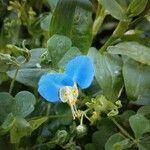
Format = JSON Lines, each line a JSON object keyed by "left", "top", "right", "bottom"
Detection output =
{"left": 49, "top": 0, "right": 93, "bottom": 53}
{"left": 76, "top": 0, "right": 92, "bottom": 11}
{"left": 47, "top": 0, "right": 59, "bottom": 11}
{"left": 22, "top": 48, "right": 47, "bottom": 68}
{"left": 127, "top": 0, "right": 148, "bottom": 16}
{"left": 0, "top": 92, "right": 14, "bottom": 123}
{"left": 98, "top": 0, "right": 127, "bottom": 20}
{"left": 7, "top": 48, "right": 49, "bottom": 87}
{"left": 132, "top": 90, "right": 150, "bottom": 105}
{"left": 29, "top": 116, "right": 48, "bottom": 131}
{"left": 54, "top": 103, "right": 72, "bottom": 125}
{"left": 123, "top": 59, "right": 150, "bottom": 100}
{"left": 47, "top": 34, "right": 72, "bottom": 65}
{"left": 49, "top": 0, "right": 76, "bottom": 36}
{"left": 137, "top": 105, "right": 150, "bottom": 117}
{"left": 40, "top": 14, "right": 52, "bottom": 32}
{"left": 0, "top": 113, "right": 15, "bottom": 136}
{"left": 105, "top": 133, "right": 130, "bottom": 150}
{"left": 71, "top": 6, "right": 93, "bottom": 53}
{"left": 1, "top": 113, "right": 15, "bottom": 130}
{"left": 10, "top": 117, "right": 32, "bottom": 143}
{"left": 12, "top": 91, "right": 36, "bottom": 118}
{"left": 58, "top": 46, "right": 82, "bottom": 68}
{"left": 129, "top": 114, "right": 150, "bottom": 138}
{"left": 92, "top": 118, "right": 117, "bottom": 149}
{"left": 7, "top": 68, "right": 49, "bottom": 87}
{"left": 138, "top": 136, "right": 150, "bottom": 150}
{"left": 88, "top": 48, "right": 123, "bottom": 101}
{"left": 107, "top": 42, "right": 150, "bottom": 65}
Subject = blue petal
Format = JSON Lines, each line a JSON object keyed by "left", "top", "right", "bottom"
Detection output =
{"left": 65, "top": 56, "right": 95, "bottom": 89}
{"left": 38, "top": 73, "right": 74, "bottom": 102}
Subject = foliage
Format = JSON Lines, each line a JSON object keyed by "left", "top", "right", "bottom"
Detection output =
{"left": 0, "top": 0, "right": 150, "bottom": 149}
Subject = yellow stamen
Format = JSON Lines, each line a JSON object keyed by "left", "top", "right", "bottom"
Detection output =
{"left": 69, "top": 99, "right": 77, "bottom": 105}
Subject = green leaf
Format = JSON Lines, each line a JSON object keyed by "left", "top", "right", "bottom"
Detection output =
{"left": 92, "top": 118, "right": 117, "bottom": 149}
{"left": 118, "top": 110, "right": 135, "bottom": 123}
{"left": 40, "top": 14, "right": 52, "bottom": 31}
{"left": 138, "top": 135, "right": 150, "bottom": 150}
{"left": 123, "top": 59, "right": 150, "bottom": 100}
{"left": 98, "top": 0, "right": 127, "bottom": 20}
{"left": 54, "top": 103, "right": 72, "bottom": 125}
{"left": 85, "top": 143, "right": 96, "bottom": 150}
{"left": 29, "top": 116, "right": 48, "bottom": 131}
{"left": 49, "top": 0, "right": 93, "bottom": 53}
{"left": 22, "top": 48, "right": 47, "bottom": 68}
{"left": 71, "top": 6, "right": 93, "bottom": 53}
{"left": 48, "top": 0, "right": 92, "bottom": 12}
{"left": 105, "top": 133, "right": 130, "bottom": 150}
{"left": 7, "top": 48, "right": 49, "bottom": 87}
{"left": 10, "top": 117, "right": 32, "bottom": 143}
{"left": 127, "top": 0, "right": 148, "bottom": 17}
{"left": 1, "top": 113, "right": 15, "bottom": 130}
{"left": 129, "top": 114, "right": 150, "bottom": 138}
{"left": 107, "top": 42, "right": 150, "bottom": 65}
{"left": 0, "top": 92, "right": 14, "bottom": 123}
{"left": 0, "top": 62, "right": 9, "bottom": 72}
{"left": 132, "top": 90, "right": 150, "bottom": 105}
{"left": 76, "top": 0, "right": 92, "bottom": 11}
{"left": 47, "top": 34, "right": 72, "bottom": 65}
{"left": 47, "top": 0, "right": 59, "bottom": 11}
{"left": 88, "top": 48, "right": 123, "bottom": 101}
{"left": 116, "top": 0, "right": 128, "bottom": 8}
{"left": 12, "top": 91, "right": 36, "bottom": 118}
{"left": 0, "top": 113, "right": 15, "bottom": 136}
{"left": 49, "top": 0, "right": 76, "bottom": 36}
{"left": 58, "top": 46, "right": 82, "bottom": 68}
{"left": 137, "top": 105, "right": 150, "bottom": 117}
{"left": 7, "top": 68, "right": 49, "bottom": 87}
{"left": 0, "top": 73, "right": 8, "bottom": 85}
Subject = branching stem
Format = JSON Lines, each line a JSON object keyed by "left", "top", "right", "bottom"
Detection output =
{"left": 110, "top": 117, "right": 135, "bottom": 142}
{"left": 99, "top": 20, "right": 130, "bottom": 53}
{"left": 9, "top": 66, "right": 20, "bottom": 94}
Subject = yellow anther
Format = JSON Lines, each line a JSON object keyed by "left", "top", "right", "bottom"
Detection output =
{"left": 69, "top": 99, "right": 77, "bottom": 105}
{"left": 72, "top": 89, "right": 77, "bottom": 95}
{"left": 64, "top": 92, "right": 69, "bottom": 98}
{"left": 92, "top": 111, "right": 99, "bottom": 118}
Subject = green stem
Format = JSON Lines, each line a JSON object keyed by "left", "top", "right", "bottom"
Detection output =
{"left": 99, "top": 20, "right": 130, "bottom": 53}
{"left": 9, "top": 66, "right": 20, "bottom": 94}
{"left": 92, "top": 5, "right": 106, "bottom": 38}
{"left": 29, "top": 140, "right": 57, "bottom": 149}
{"left": 46, "top": 103, "right": 51, "bottom": 116}
{"left": 110, "top": 117, "right": 135, "bottom": 141}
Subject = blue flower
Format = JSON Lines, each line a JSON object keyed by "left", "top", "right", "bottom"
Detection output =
{"left": 38, "top": 56, "right": 95, "bottom": 119}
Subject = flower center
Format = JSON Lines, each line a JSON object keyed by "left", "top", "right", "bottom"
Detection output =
{"left": 59, "top": 84, "right": 79, "bottom": 119}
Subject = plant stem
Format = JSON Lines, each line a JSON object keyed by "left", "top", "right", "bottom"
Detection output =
{"left": 29, "top": 140, "right": 57, "bottom": 149}
{"left": 110, "top": 117, "right": 135, "bottom": 141}
{"left": 9, "top": 66, "right": 20, "bottom": 94}
{"left": 99, "top": 20, "right": 130, "bottom": 53}
{"left": 46, "top": 103, "right": 51, "bottom": 116}
{"left": 92, "top": 5, "right": 106, "bottom": 38}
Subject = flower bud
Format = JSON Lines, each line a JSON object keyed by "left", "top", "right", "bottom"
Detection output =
{"left": 76, "top": 124, "right": 87, "bottom": 138}
{"left": 56, "top": 130, "right": 68, "bottom": 144}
